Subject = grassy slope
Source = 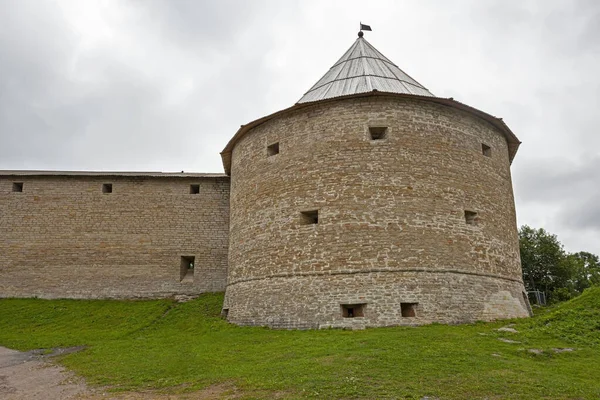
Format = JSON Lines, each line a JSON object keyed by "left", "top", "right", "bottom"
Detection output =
{"left": 519, "top": 286, "right": 600, "bottom": 346}
{"left": 0, "top": 289, "right": 598, "bottom": 399}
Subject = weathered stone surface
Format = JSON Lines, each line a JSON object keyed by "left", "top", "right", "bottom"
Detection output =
{"left": 498, "top": 338, "right": 521, "bottom": 344}
{"left": 498, "top": 326, "right": 519, "bottom": 333}
{"left": 0, "top": 93, "right": 530, "bottom": 329}
{"left": 553, "top": 348, "right": 574, "bottom": 353}
{"left": 224, "top": 95, "right": 530, "bottom": 328}
{"left": 225, "top": 272, "right": 530, "bottom": 329}
{"left": 0, "top": 175, "right": 230, "bottom": 298}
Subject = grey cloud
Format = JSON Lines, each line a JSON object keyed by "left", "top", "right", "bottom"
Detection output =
{"left": 514, "top": 156, "right": 600, "bottom": 239}
{"left": 541, "top": 0, "right": 600, "bottom": 56}
{"left": 0, "top": 0, "right": 296, "bottom": 171}
{"left": 0, "top": 1, "right": 79, "bottom": 166}
{"left": 560, "top": 194, "right": 600, "bottom": 231}
{"left": 140, "top": 0, "right": 276, "bottom": 46}
{"left": 1, "top": 0, "right": 600, "bottom": 253}
{"left": 514, "top": 157, "right": 600, "bottom": 202}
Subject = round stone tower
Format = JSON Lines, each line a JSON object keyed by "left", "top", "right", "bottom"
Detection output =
{"left": 221, "top": 34, "right": 531, "bottom": 329}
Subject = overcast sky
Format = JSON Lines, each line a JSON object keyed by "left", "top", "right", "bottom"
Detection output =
{"left": 1, "top": 0, "right": 599, "bottom": 255}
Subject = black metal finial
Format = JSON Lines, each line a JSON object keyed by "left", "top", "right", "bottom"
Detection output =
{"left": 358, "top": 31, "right": 364, "bottom": 38}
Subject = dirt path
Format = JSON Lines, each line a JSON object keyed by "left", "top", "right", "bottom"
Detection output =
{"left": 0, "top": 346, "right": 246, "bottom": 399}
{"left": 0, "top": 346, "right": 90, "bottom": 399}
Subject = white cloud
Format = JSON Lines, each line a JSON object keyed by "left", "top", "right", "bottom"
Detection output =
{"left": 1, "top": 0, "right": 599, "bottom": 254}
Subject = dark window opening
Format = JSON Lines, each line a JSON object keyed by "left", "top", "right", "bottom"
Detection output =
{"left": 102, "top": 183, "right": 112, "bottom": 194}
{"left": 190, "top": 184, "right": 200, "bottom": 194}
{"left": 482, "top": 143, "right": 491, "bottom": 157}
{"left": 180, "top": 255, "right": 195, "bottom": 281}
{"left": 267, "top": 142, "right": 280, "bottom": 156}
{"left": 12, "top": 182, "right": 23, "bottom": 192}
{"left": 300, "top": 210, "right": 319, "bottom": 225}
{"left": 221, "top": 308, "right": 229, "bottom": 318}
{"left": 342, "top": 304, "right": 365, "bottom": 318}
{"left": 401, "top": 302, "right": 418, "bottom": 317}
{"left": 369, "top": 126, "right": 388, "bottom": 140}
{"left": 465, "top": 210, "right": 477, "bottom": 225}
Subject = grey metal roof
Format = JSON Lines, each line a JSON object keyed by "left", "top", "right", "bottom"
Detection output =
{"left": 298, "top": 37, "right": 433, "bottom": 103}
{"left": 0, "top": 170, "right": 228, "bottom": 179}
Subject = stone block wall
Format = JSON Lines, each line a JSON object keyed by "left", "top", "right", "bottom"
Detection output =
{"left": 224, "top": 95, "right": 530, "bottom": 327}
{"left": 225, "top": 272, "right": 529, "bottom": 329}
{"left": 0, "top": 173, "right": 230, "bottom": 299}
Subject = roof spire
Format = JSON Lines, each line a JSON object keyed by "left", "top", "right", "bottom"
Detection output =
{"left": 297, "top": 34, "right": 433, "bottom": 104}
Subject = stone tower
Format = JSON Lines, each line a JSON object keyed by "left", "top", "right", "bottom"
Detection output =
{"left": 221, "top": 34, "right": 531, "bottom": 329}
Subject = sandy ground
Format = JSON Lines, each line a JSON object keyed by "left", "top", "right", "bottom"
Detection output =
{"left": 0, "top": 346, "right": 90, "bottom": 399}
{"left": 0, "top": 346, "right": 243, "bottom": 399}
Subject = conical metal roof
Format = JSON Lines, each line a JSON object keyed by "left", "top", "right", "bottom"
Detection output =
{"left": 298, "top": 36, "right": 433, "bottom": 103}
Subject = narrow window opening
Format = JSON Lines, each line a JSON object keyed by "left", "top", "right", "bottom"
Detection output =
{"left": 12, "top": 182, "right": 23, "bottom": 192}
{"left": 401, "top": 302, "right": 418, "bottom": 317}
{"left": 482, "top": 143, "right": 491, "bottom": 157}
{"left": 341, "top": 304, "right": 365, "bottom": 318}
{"left": 465, "top": 210, "right": 478, "bottom": 225}
{"left": 369, "top": 126, "right": 388, "bottom": 140}
{"left": 300, "top": 210, "right": 319, "bottom": 225}
{"left": 190, "top": 184, "right": 200, "bottom": 194}
{"left": 267, "top": 142, "right": 280, "bottom": 156}
{"left": 180, "top": 255, "right": 195, "bottom": 282}
{"left": 102, "top": 183, "right": 112, "bottom": 194}
{"left": 221, "top": 308, "right": 229, "bottom": 318}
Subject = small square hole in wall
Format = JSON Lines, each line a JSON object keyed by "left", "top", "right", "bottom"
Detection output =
{"left": 102, "top": 183, "right": 112, "bottom": 193}
{"left": 401, "top": 302, "right": 418, "bottom": 317}
{"left": 12, "top": 182, "right": 23, "bottom": 192}
{"left": 341, "top": 304, "right": 365, "bottom": 318}
{"left": 482, "top": 143, "right": 491, "bottom": 157}
{"left": 369, "top": 126, "right": 388, "bottom": 140}
{"left": 267, "top": 142, "right": 280, "bottom": 156}
{"left": 190, "top": 184, "right": 200, "bottom": 194}
{"left": 300, "top": 210, "right": 319, "bottom": 225}
{"left": 180, "top": 255, "right": 195, "bottom": 281}
{"left": 465, "top": 210, "right": 478, "bottom": 225}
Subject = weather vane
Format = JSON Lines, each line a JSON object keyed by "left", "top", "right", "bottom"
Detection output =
{"left": 358, "top": 22, "right": 372, "bottom": 38}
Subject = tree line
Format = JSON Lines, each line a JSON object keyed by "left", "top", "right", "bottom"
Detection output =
{"left": 519, "top": 225, "right": 600, "bottom": 303}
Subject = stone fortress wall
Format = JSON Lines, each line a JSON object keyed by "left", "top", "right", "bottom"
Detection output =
{"left": 0, "top": 94, "right": 531, "bottom": 328}
{"left": 0, "top": 32, "right": 533, "bottom": 329}
{"left": 0, "top": 172, "right": 230, "bottom": 299}
{"left": 223, "top": 95, "right": 531, "bottom": 328}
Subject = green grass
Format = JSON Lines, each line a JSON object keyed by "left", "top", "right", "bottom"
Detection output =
{"left": 519, "top": 287, "right": 600, "bottom": 346}
{"left": 1, "top": 289, "right": 599, "bottom": 399}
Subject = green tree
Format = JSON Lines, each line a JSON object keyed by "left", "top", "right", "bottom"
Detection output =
{"left": 567, "top": 251, "right": 600, "bottom": 292}
{"left": 519, "top": 225, "right": 567, "bottom": 296}
{"left": 519, "top": 225, "right": 600, "bottom": 303}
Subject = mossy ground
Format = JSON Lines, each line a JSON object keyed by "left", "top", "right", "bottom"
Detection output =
{"left": 1, "top": 288, "right": 599, "bottom": 399}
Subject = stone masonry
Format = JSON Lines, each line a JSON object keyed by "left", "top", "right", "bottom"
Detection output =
{"left": 222, "top": 95, "right": 531, "bottom": 328}
{"left": 0, "top": 173, "right": 229, "bottom": 298}
{"left": 0, "top": 35, "right": 531, "bottom": 328}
